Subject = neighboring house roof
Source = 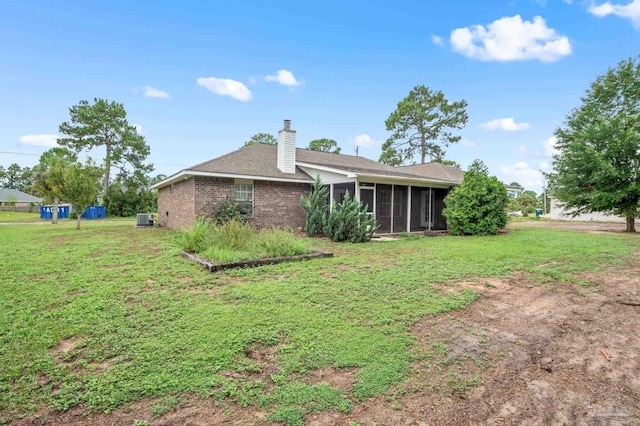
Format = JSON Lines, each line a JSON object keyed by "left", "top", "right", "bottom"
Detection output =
{"left": 153, "top": 143, "right": 464, "bottom": 189}
{"left": 0, "top": 188, "right": 42, "bottom": 203}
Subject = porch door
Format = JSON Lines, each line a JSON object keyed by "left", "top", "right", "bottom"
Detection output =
{"left": 420, "top": 189, "right": 433, "bottom": 229}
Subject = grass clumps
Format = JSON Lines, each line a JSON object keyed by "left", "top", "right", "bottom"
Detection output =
{"left": 175, "top": 218, "right": 312, "bottom": 263}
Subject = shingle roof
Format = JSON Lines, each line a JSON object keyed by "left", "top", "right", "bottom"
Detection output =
{"left": 399, "top": 162, "right": 464, "bottom": 183}
{"left": 187, "top": 143, "right": 312, "bottom": 181}
{"left": 171, "top": 143, "right": 462, "bottom": 185}
{"left": 0, "top": 188, "right": 43, "bottom": 203}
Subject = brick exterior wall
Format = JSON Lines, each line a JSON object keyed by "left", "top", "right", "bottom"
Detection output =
{"left": 253, "top": 180, "right": 311, "bottom": 229}
{"left": 194, "top": 176, "right": 235, "bottom": 218}
{"left": 157, "top": 177, "right": 195, "bottom": 230}
{"left": 158, "top": 175, "right": 312, "bottom": 230}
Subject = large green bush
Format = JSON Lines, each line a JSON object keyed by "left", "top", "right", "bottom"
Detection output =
{"left": 300, "top": 176, "right": 329, "bottom": 236}
{"left": 323, "top": 191, "right": 378, "bottom": 242}
{"left": 443, "top": 160, "right": 508, "bottom": 236}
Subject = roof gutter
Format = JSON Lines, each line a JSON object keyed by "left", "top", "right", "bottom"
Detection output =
{"left": 151, "top": 170, "right": 314, "bottom": 189}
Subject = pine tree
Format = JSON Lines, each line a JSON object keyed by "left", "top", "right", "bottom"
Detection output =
{"left": 300, "top": 176, "right": 329, "bottom": 236}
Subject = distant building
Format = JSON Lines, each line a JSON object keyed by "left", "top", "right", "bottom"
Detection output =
{"left": 505, "top": 185, "right": 524, "bottom": 198}
{"left": 548, "top": 198, "right": 625, "bottom": 223}
{"left": 0, "top": 188, "right": 42, "bottom": 206}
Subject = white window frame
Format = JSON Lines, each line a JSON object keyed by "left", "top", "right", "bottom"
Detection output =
{"left": 234, "top": 179, "right": 254, "bottom": 217}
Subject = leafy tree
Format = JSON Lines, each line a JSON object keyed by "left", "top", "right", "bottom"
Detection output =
{"left": 300, "top": 176, "right": 329, "bottom": 236}
{"left": 378, "top": 148, "right": 403, "bottom": 167}
{"left": 323, "top": 191, "right": 378, "bottom": 242}
{"left": 548, "top": 57, "right": 640, "bottom": 232}
{"left": 104, "top": 173, "right": 155, "bottom": 217}
{"left": 516, "top": 190, "right": 538, "bottom": 213}
{"left": 436, "top": 159, "right": 462, "bottom": 169}
{"left": 380, "top": 85, "right": 468, "bottom": 165}
{"left": 0, "top": 166, "right": 5, "bottom": 188}
{"left": 443, "top": 160, "right": 508, "bottom": 236}
{"left": 308, "top": 138, "right": 341, "bottom": 154}
{"left": 2, "top": 163, "right": 33, "bottom": 192}
{"left": 58, "top": 98, "right": 153, "bottom": 200}
{"left": 509, "top": 182, "right": 524, "bottom": 190}
{"left": 60, "top": 159, "right": 104, "bottom": 230}
{"left": 32, "top": 148, "right": 77, "bottom": 224}
{"left": 243, "top": 133, "right": 277, "bottom": 147}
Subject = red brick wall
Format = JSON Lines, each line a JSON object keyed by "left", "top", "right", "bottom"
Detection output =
{"left": 194, "top": 176, "right": 235, "bottom": 217}
{"left": 253, "top": 180, "right": 311, "bottom": 229}
{"left": 157, "top": 177, "right": 195, "bottom": 230}
{"left": 158, "top": 175, "right": 311, "bottom": 230}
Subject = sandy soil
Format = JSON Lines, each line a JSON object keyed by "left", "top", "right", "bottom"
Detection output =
{"left": 11, "top": 222, "right": 640, "bottom": 425}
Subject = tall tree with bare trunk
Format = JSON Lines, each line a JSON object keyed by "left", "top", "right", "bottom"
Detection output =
{"left": 58, "top": 98, "right": 153, "bottom": 201}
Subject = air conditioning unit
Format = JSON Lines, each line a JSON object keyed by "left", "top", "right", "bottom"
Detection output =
{"left": 136, "top": 213, "right": 154, "bottom": 227}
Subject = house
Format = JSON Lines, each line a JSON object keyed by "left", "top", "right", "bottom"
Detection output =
{"left": 504, "top": 185, "right": 524, "bottom": 198}
{"left": 0, "top": 188, "right": 42, "bottom": 206}
{"left": 152, "top": 120, "right": 463, "bottom": 233}
{"left": 547, "top": 197, "right": 626, "bottom": 223}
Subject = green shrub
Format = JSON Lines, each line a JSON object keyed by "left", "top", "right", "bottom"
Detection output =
{"left": 256, "top": 229, "right": 310, "bottom": 257}
{"left": 443, "top": 160, "right": 508, "bottom": 236}
{"left": 212, "top": 197, "right": 247, "bottom": 225}
{"left": 173, "top": 217, "right": 212, "bottom": 252}
{"left": 323, "top": 191, "right": 377, "bottom": 243}
{"left": 300, "top": 176, "right": 329, "bottom": 236}
{"left": 210, "top": 219, "right": 255, "bottom": 250}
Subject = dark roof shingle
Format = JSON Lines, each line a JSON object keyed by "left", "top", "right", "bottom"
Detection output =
{"left": 183, "top": 143, "right": 462, "bottom": 184}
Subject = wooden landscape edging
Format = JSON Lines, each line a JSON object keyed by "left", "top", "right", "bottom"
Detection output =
{"left": 180, "top": 250, "right": 333, "bottom": 272}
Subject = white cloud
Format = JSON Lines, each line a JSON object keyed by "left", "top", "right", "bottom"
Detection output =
{"left": 461, "top": 139, "right": 476, "bottom": 147}
{"left": 450, "top": 15, "right": 571, "bottom": 62}
{"left": 499, "top": 161, "right": 548, "bottom": 190}
{"left": 480, "top": 117, "right": 531, "bottom": 131}
{"left": 431, "top": 34, "right": 444, "bottom": 47}
{"left": 143, "top": 86, "right": 170, "bottom": 98}
{"left": 542, "top": 136, "right": 559, "bottom": 157}
{"left": 589, "top": 0, "right": 640, "bottom": 28}
{"left": 19, "top": 134, "right": 59, "bottom": 147}
{"left": 133, "top": 124, "right": 143, "bottom": 134}
{"left": 354, "top": 134, "right": 378, "bottom": 148}
{"left": 196, "top": 77, "right": 252, "bottom": 102}
{"left": 265, "top": 70, "right": 303, "bottom": 87}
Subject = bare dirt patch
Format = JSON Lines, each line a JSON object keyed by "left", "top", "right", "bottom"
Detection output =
{"left": 13, "top": 256, "right": 640, "bottom": 425}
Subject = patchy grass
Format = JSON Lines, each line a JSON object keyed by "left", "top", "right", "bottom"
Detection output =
{"left": 0, "top": 211, "right": 43, "bottom": 223}
{"left": 0, "top": 222, "right": 638, "bottom": 424}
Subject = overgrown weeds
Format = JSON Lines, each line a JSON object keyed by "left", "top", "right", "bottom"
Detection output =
{"left": 176, "top": 219, "right": 312, "bottom": 263}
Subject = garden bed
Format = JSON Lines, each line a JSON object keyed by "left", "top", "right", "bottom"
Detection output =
{"left": 181, "top": 250, "right": 333, "bottom": 272}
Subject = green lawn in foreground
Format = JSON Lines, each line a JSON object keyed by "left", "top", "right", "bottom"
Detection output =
{"left": 0, "top": 211, "right": 42, "bottom": 223}
{"left": 0, "top": 222, "right": 638, "bottom": 424}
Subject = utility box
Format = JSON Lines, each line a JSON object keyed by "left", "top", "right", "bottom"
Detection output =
{"left": 136, "top": 213, "right": 154, "bottom": 227}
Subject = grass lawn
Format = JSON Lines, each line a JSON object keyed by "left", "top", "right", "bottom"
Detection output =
{"left": 1, "top": 222, "right": 638, "bottom": 424}
{"left": 0, "top": 211, "right": 43, "bottom": 223}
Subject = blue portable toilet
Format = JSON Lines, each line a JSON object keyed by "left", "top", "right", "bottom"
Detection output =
{"left": 40, "top": 206, "right": 51, "bottom": 219}
{"left": 81, "top": 206, "right": 106, "bottom": 220}
{"left": 40, "top": 205, "right": 70, "bottom": 219}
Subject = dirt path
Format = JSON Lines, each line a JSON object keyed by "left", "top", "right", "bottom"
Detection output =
{"left": 12, "top": 252, "right": 640, "bottom": 425}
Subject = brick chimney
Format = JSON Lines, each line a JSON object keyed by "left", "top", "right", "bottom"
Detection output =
{"left": 277, "top": 119, "right": 296, "bottom": 174}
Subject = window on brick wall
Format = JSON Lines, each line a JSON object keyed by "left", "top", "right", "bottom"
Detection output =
{"left": 234, "top": 182, "right": 253, "bottom": 217}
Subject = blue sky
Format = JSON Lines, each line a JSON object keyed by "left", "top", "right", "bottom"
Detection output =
{"left": 1, "top": 0, "right": 639, "bottom": 191}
